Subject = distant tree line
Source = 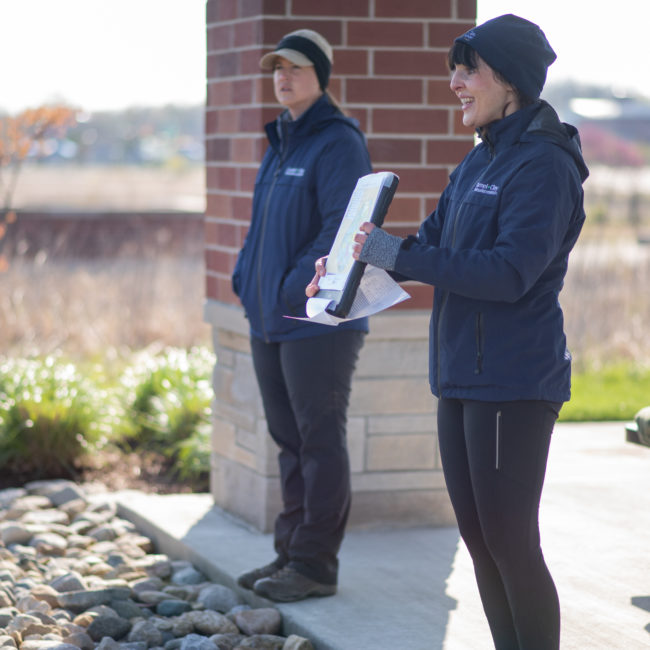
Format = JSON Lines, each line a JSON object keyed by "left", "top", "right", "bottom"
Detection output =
{"left": 28, "top": 104, "right": 204, "bottom": 166}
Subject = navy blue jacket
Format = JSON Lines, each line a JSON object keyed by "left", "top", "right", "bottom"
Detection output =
{"left": 394, "top": 101, "right": 589, "bottom": 402}
{"left": 232, "top": 95, "right": 372, "bottom": 342}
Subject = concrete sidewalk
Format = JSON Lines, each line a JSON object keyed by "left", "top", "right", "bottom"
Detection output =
{"left": 110, "top": 422, "right": 650, "bottom": 649}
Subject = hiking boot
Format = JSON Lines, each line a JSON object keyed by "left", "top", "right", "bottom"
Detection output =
{"left": 253, "top": 566, "right": 337, "bottom": 602}
{"left": 236, "top": 560, "right": 285, "bottom": 590}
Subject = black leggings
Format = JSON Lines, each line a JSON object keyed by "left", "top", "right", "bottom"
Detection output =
{"left": 437, "top": 398, "right": 561, "bottom": 650}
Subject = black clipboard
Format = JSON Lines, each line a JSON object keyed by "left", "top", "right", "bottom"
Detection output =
{"left": 316, "top": 171, "right": 399, "bottom": 318}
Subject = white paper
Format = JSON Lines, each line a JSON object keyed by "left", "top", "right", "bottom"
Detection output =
{"left": 287, "top": 265, "right": 410, "bottom": 326}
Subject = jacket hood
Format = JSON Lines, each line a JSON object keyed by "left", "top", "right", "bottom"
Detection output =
{"left": 522, "top": 100, "right": 590, "bottom": 182}
{"left": 266, "top": 94, "right": 364, "bottom": 151}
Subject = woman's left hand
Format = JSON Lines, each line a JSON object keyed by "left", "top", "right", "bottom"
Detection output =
{"left": 352, "top": 222, "right": 375, "bottom": 260}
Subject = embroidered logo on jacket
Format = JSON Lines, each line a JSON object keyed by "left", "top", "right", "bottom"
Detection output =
{"left": 473, "top": 182, "right": 499, "bottom": 196}
{"left": 285, "top": 167, "right": 305, "bottom": 177}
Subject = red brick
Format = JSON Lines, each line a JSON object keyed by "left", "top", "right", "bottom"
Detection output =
{"left": 424, "top": 196, "right": 440, "bottom": 215}
{"left": 262, "top": 20, "right": 342, "bottom": 45}
{"left": 213, "top": 0, "right": 237, "bottom": 22}
{"left": 234, "top": 20, "right": 262, "bottom": 48}
{"left": 427, "top": 79, "right": 455, "bottom": 104}
{"left": 383, "top": 196, "right": 422, "bottom": 223}
{"left": 207, "top": 24, "right": 233, "bottom": 52}
{"left": 345, "top": 107, "right": 368, "bottom": 132}
{"left": 368, "top": 137, "right": 421, "bottom": 164}
{"left": 206, "top": 249, "right": 238, "bottom": 274}
{"left": 292, "top": 0, "right": 370, "bottom": 17}
{"left": 239, "top": 167, "right": 258, "bottom": 191}
{"left": 426, "top": 139, "right": 474, "bottom": 165}
{"left": 389, "top": 282, "right": 434, "bottom": 310}
{"left": 390, "top": 167, "right": 449, "bottom": 194}
{"left": 241, "top": 47, "right": 266, "bottom": 75}
{"left": 205, "top": 109, "right": 218, "bottom": 135}
{"left": 375, "top": 0, "right": 451, "bottom": 19}
{"left": 458, "top": 0, "right": 477, "bottom": 21}
{"left": 332, "top": 49, "right": 369, "bottom": 75}
{"left": 233, "top": 195, "right": 253, "bottom": 221}
{"left": 348, "top": 20, "right": 423, "bottom": 47}
{"left": 428, "top": 21, "right": 474, "bottom": 48}
{"left": 204, "top": 219, "right": 219, "bottom": 246}
{"left": 217, "top": 109, "right": 239, "bottom": 133}
{"left": 238, "top": 107, "right": 265, "bottom": 133}
{"left": 214, "top": 51, "right": 239, "bottom": 77}
{"left": 209, "top": 165, "right": 237, "bottom": 191}
{"left": 232, "top": 78, "right": 255, "bottom": 104}
{"left": 206, "top": 137, "right": 231, "bottom": 162}
{"left": 206, "top": 0, "right": 219, "bottom": 25}
{"left": 372, "top": 108, "right": 447, "bottom": 135}
{"left": 206, "top": 274, "right": 238, "bottom": 304}
{"left": 374, "top": 50, "right": 447, "bottom": 77}
{"left": 238, "top": 0, "right": 285, "bottom": 18}
{"left": 206, "top": 193, "right": 232, "bottom": 219}
{"left": 346, "top": 78, "right": 423, "bottom": 104}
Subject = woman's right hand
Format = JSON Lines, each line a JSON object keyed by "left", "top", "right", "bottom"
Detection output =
{"left": 305, "top": 256, "right": 328, "bottom": 297}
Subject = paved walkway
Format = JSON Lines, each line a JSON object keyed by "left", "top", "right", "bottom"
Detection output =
{"left": 110, "top": 422, "right": 650, "bottom": 649}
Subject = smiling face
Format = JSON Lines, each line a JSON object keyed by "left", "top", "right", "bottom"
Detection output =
{"left": 450, "top": 55, "right": 520, "bottom": 130}
{"left": 273, "top": 56, "right": 322, "bottom": 120}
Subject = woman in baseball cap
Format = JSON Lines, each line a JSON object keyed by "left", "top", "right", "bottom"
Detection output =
{"left": 232, "top": 29, "right": 372, "bottom": 602}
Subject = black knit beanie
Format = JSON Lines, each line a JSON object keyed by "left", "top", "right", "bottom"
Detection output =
{"left": 454, "top": 14, "right": 556, "bottom": 99}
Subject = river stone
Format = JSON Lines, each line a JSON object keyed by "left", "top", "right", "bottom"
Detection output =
{"left": 208, "top": 633, "right": 246, "bottom": 650}
{"left": 127, "top": 619, "right": 164, "bottom": 647}
{"left": 170, "top": 567, "right": 204, "bottom": 586}
{"left": 49, "top": 572, "right": 86, "bottom": 593}
{"left": 131, "top": 577, "right": 164, "bottom": 595}
{"left": 30, "top": 532, "right": 68, "bottom": 556}
{"left": 87, "top": 615, "right": 132, "bottom": 641}
{"left": 236, "top": 635, "right": 286, "bottom": 649}
{"left": 156, "top": 600, "right": 192, "bottom": 617}
{"left": 177, "top": 634, "right": 215, "bottom": 650}
{"left": 183, "top": 610, "right": 238, "bottom": 636}
{"left": 20, "top": 509, "right": 70, "bottom": 526}
{"left": 57, "top": 587, "right": 131, "bottom": 612}
{"left": 282, "top": 636, "right": 314, "bottom": 650}
{"left": 233, "top": 609, "right": 281, "bottom": 636}
{"left": 0, "top": 488, "right": 27, "bottom": 509}
{"left": 0, "top": 523, "right": 33, "bottom": 546}
{"left": 29, "top": 584, "right": 61, "bottom": 609}
{"left": 196, "top": 584, "right": 241, "bottom": 613}
{"left": 20, "top": 642, "right": 79, "bottom": 650}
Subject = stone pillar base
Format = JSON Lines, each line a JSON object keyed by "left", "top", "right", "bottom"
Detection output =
{"left": 204, "top": 299, "right": 454, "bottom": 532}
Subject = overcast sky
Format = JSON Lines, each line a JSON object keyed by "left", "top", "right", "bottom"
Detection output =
{"left": 0, "top": 1, "right": 646, "bottom": 113}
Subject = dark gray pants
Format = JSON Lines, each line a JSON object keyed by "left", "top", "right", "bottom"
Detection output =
{"left": 250, "top": 330, "right": 365, "bottom": 584}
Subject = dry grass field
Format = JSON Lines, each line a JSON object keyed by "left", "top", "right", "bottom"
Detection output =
{"left": 2, "top": 165, "right": 650, "bottom": 366}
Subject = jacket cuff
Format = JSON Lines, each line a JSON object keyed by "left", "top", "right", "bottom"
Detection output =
{"left": 358, "top": 227, "right": 403, "bottom": 271}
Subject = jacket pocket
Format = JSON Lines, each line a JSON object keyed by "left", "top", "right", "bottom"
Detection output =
{"left": 474, "top": 311, "right": 484, "bottom": 375}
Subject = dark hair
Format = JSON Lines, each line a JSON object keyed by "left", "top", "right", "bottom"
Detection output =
{"left": 447, "top": 41, "right": 535, "bottom": 108}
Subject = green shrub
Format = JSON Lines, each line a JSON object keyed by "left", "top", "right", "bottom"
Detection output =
{"left": 118, "top": 346, "right": 215, "bottom": 483}
{"left": 0, "top": 355, "right": 111, "bottom": 477}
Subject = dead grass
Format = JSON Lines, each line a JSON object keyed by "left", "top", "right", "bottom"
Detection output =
{"left": 0, "top": 255, "right": 210, "bottom": 360}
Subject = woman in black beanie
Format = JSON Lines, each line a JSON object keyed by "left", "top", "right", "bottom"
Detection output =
{"left": 309, "top": 13, "right": 588, "bottom": 649}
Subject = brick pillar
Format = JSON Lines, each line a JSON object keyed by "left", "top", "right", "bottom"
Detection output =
{"left": 204, "top": 0, "right": 476, "bottom": 531}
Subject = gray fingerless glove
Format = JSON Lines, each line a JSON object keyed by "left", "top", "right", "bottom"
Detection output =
{"left": 358, "top": 227, "right": 403, "bottom": 271}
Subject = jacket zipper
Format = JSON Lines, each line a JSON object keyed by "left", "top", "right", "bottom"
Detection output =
{"left": 475, "top": 312, "right": 483, "bottom": 374}
{"left": 256, "top": 156, "right": 285, "bottom": 343}
{"left": 495, "top": 409, "right": 502, "bottom": 470}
